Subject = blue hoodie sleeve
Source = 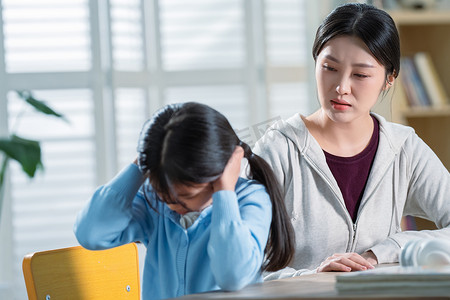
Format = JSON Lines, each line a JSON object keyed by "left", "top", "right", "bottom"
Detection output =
{"left": 74, "top": 164, "right": 153, "bottom": 249}
{"left": 207, "top": 180, "right": 272, "bottom": 291}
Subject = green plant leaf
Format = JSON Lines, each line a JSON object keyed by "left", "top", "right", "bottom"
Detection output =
{"left": 16, "top": 90, "right": 68, "bottom": 122}
{"left": 0, "top": 156, "right": 8, "bottom": 189}
{"left": 0, "top": 134, "right": 43, "bottom": 178}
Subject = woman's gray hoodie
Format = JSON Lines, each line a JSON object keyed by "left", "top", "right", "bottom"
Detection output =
{"left": 254, "top": 113, "right": 450, "bottom": 280}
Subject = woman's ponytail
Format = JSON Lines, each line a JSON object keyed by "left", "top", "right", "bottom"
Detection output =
{"left": 240, "top": 141, "right": 295, "bottom": 272}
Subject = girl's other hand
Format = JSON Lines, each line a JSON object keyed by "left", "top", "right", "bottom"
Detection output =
{"left": 212, "top": 146, "right": 244, "bottom": 192}
{"left": 317, "top": 252, "right": 375, "bottom": 272}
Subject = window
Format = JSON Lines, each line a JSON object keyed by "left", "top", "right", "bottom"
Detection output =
{"left": 0, "top": 1, "right": 310, "bottom": 298}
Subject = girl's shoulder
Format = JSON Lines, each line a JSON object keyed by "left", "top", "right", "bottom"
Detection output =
{"left": 235, "top": 177, "right": 269, "bottom": 201}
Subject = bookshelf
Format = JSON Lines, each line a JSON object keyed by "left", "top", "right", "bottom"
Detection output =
{"left": 387, "top": 10, "right": 450, "bottom": 231}
{"left": 386, "top": 10, "right": 450, "bottom": 169}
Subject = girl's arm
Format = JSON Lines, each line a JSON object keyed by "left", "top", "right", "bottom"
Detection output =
{"left": 208, "top": 146, "right": 271, "bottom": 291}
{"left": 74, "top": 163, "right": 153, "bottom": 249}
{"left": 370, "top": 133, "right": 450, "bottom": 263}
{"left": 208, "top": 186, "right": 271, "bottom": 291}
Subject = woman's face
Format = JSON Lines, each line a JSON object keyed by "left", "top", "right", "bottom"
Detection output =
{"left": 315, "top": 35, "right": 392, "bottom": 124}
{"left": 166, "top": 182, "right": 214, "bottom": 215}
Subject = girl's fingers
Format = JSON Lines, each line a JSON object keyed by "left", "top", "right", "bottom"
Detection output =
{"left": 212, "top": 146, "right": 244, "bottom": 192}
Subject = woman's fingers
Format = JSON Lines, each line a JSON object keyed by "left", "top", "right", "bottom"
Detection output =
{"left": 317, "top": 252, "right": 375, "bottom": 272}
{"left": 340, "top": 253, "right": 375, "bottom": 269}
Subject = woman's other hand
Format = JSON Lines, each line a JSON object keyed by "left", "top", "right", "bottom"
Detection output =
{"left": 212, "top": 146, "right": 244, "bottom": 192}
{"left": 317, "top": 252, "right": 376, "bottom": 272}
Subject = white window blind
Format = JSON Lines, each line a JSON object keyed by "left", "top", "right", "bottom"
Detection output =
{"left": 1, "top": 1, "right": 95, "bottom": 299}
{"left": 110, "top": 0, "right": 144, "bottom": 71}
{"left": 3, "top": 0, "right": 91, "bottom": 73}
{"left": 165, "top": 85, "right": 248, "bottom": 129}
{"left": 160, "top": 0, "right": 245, "bottom": 71}
{"left": 109, "top": 0, "right": 148, "bottom": 171}
{"left": 269, "top": 82, "right": 309, "bottom": 119}
{"left": 115, "top": 88, "right": 147, "bottom": 169}
{"left": 266, "top": 0, "right": 307, "bottom": 66}
{"left": 265, "top": 0, "right": 310, "bottom": 120}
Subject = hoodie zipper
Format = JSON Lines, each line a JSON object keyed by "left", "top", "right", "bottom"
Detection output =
{"left": 352, "top": 223, "right": 357, "bottom": 245}
{"left": 301, "top": 153, "right": 356, "bottom": 252}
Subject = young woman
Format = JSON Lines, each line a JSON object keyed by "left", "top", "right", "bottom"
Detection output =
{"left": 74, "top": 102, "right": 295, "bottom": 300}
{"left": 254, "top": 3, "right": 450, "bottom": 280}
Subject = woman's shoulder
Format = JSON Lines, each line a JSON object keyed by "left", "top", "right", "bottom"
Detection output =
{"left": 374, "top": 113, "right": 414, "bottom": 134}
{"left": 372, "top": 114, "right": 441, "bottom": 166}
{"left": 255, "top": 113, "right": 308, "bottom": 151}
{"left": 373, "top": 113, "right": 416, "bottom": 151}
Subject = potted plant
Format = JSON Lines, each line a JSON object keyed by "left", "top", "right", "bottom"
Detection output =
{"left": 0, "top": 90, "right": 67, "bottom": 218}
{"left": 0, "top": 90, "right": 67, "bottom": 299}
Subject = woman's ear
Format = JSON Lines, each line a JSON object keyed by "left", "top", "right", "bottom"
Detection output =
{"left": 384, "top": 74, "right": 396, "bottom": 90}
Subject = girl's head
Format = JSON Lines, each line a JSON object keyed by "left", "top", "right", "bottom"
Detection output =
{"left": 312, "top": 3, "right": 400, "bottom": 121}
{"left": 137, "top": 102, "right": 239, "bottom": 213}
{"left": 137, "top": 102, "right": 295, "bottom": 272}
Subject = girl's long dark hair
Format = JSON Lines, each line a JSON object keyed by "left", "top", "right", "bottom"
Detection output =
{"left": 136, "top": 102, "right": 294, "bottom": 272}
{"left": 239, "top": 141, "right": 295, "bottom": 272}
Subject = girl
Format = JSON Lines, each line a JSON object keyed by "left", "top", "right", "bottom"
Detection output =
{"left": 74, "top": 102, "right": 295, "bottom": 299}
{"left": 254, "top": 3, "right": 450, "bottom": 279}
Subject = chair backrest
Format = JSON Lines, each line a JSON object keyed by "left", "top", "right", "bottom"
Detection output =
{"left": 23, "top": 243, "right": 140, "bottom": 300}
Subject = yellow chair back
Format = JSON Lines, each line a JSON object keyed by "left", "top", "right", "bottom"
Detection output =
{"left": 22, "top": 243, "right": 140, "bottom": 300}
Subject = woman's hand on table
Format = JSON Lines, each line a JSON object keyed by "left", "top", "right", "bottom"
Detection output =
{"left": 317, "top": 251, "right": 377, "bottom": 272}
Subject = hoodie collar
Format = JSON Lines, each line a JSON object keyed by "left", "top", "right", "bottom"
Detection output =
{"left": 270, "top": 112, "right": 413, "bottom": 204}
{"left": 272, "top": 112, "right": 411, "bottom": 158}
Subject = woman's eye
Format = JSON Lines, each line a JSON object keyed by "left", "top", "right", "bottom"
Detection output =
{"left": 322, "top": 64, "right": 336, "bottom": 71}
{"left": 354, "top": 73, "right": 369, "bottom": 78}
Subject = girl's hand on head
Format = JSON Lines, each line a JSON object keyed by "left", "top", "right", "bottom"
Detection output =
{"left": 212, "top": 146, "right": 244, "bottom": 192}
{"left": 317, "top": 252, "right": 375, "bottom": 272}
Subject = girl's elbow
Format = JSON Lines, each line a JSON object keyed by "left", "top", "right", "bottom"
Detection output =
{"left": 216, "top": 271, "right": 258, "bottom": 292}
{"left": 74, "top": 230, "right": 97, "bottom": 250}
{"left": 73, "top": 224, "right": 104, "bottom": 250}
{"left": 218, "top": 278, "right": 247, "bottom": 292}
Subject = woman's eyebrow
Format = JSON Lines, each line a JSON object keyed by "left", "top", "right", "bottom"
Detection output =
{"left": 324, "top": 54, "right": 375, "bottom": 68}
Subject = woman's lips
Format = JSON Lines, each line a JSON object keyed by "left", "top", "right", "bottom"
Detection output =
{"left": 330, "top": 99, "right": 351, "bottom": 110}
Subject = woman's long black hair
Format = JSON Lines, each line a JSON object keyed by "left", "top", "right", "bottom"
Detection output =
{"left": 312, "top": 3, "right": 400, "bottom": 79}
{"left": 137, "top": 102, "right": 294, "bottom": 272}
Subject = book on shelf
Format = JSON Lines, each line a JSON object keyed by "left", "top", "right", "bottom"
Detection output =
{"left": 336, "top": 265, "right": 450, "bottom": 292}
{"left": 399, "top": 53, "right": 449, "bottom": 108}
{"left": 413, "top": 52, "right": 449, "bottom": 107}
{"left": 400, "top": 56, "right": 431, "bottom": 107}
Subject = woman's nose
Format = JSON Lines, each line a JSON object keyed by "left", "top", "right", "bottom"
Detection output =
{"left": 336, "top": 77, "right": 351, "bottom": 95}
